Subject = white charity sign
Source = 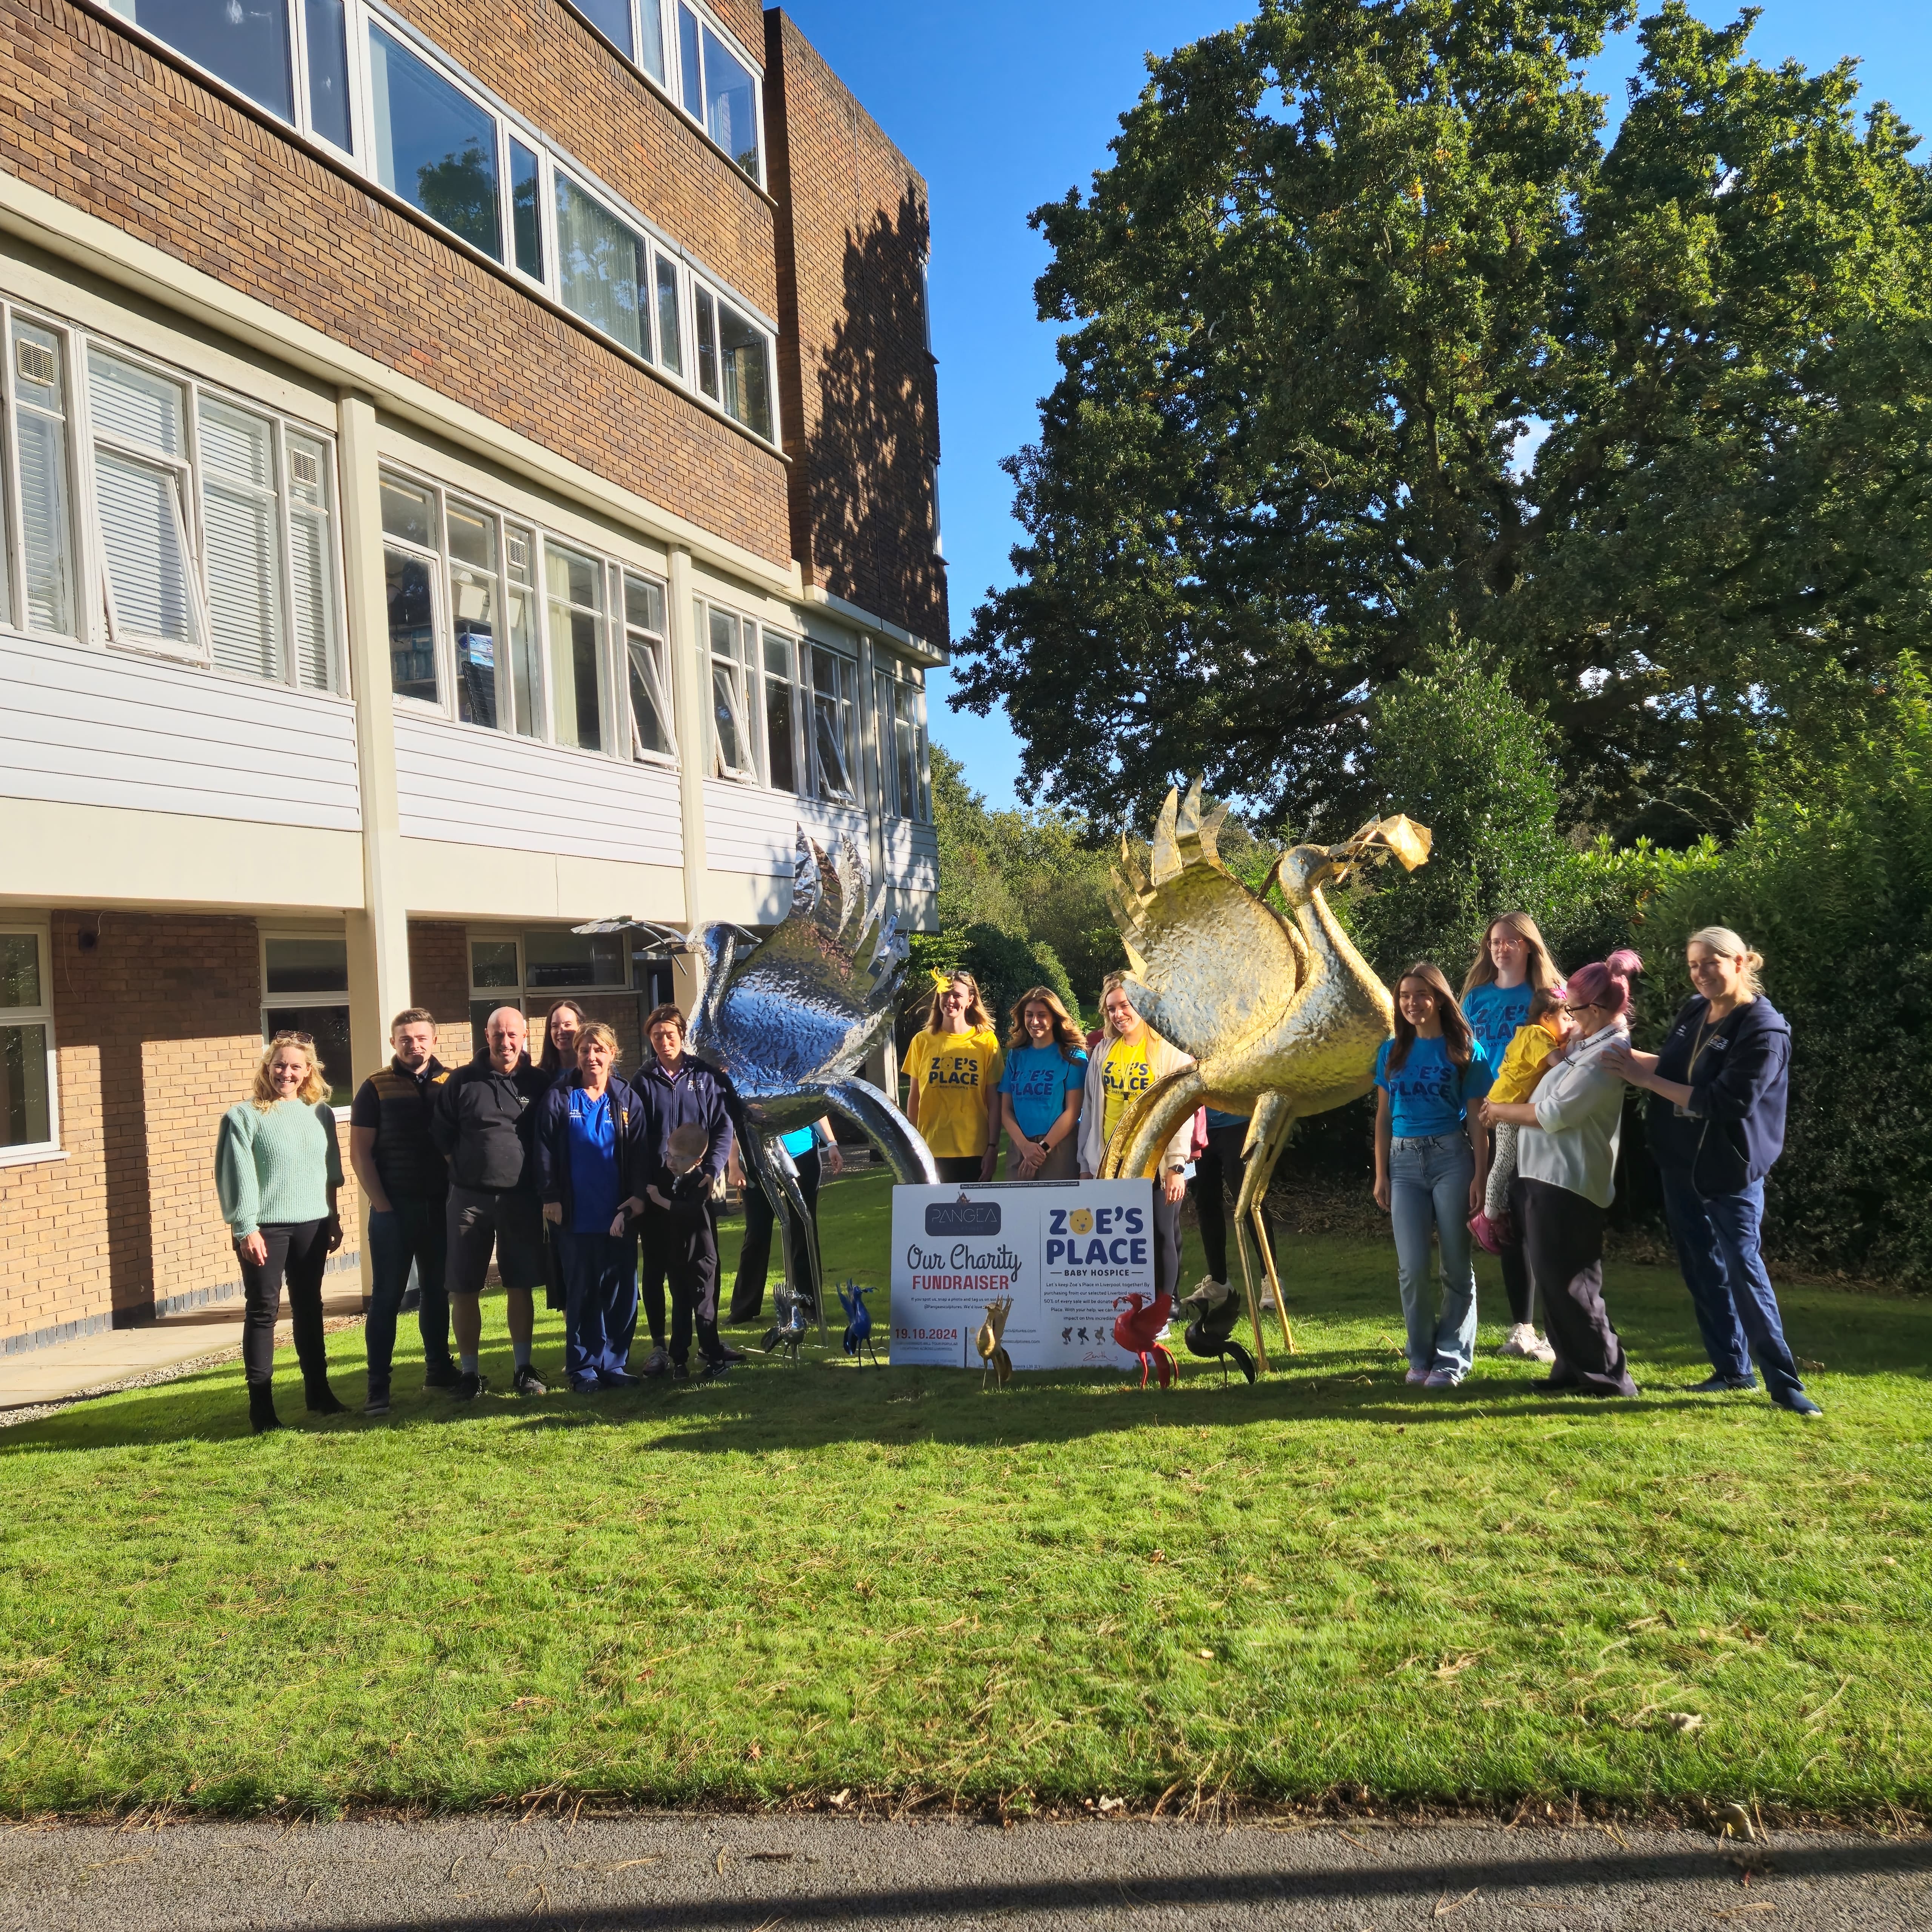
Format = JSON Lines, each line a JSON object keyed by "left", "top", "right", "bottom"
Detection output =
{"left": 887, "top": 1180, "right": 1160, "bottom": 1370}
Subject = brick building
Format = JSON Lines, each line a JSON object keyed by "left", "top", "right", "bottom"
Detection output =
{"left": 0, "top": 0, "right": 945, "bottom": 1349}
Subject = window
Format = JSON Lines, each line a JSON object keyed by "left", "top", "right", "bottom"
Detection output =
{"left": 760, "top": 629, "right": 798, "bottom": 795}
{"left": 674, "top": 3, "right": 760, "bottom": 182}
{"left": 546, "top": 541, "right": 607, "bottom": 752}
{"left": 199, "top": 397, "right": 284, "bottom": 681}
{"left": 9, "top": 317, "right": 76, "bottom": 638}
{"left": 877, "top": 665, "right": 931, "bottom": 822}
{"left": 653, "top": 251, "right": 684, "bottom": 377}
{"left": 89, "top": 350, "right": 200, "bottom": 655}
{"left": 694, "top": 287, "right": 719, "bottom": 401}
{"left": 261, "top": 933, "right": 352, "bottom": 1106}
{"left": 108, "top": 0, "right": 294, "bottom": 124}
{"left": 705, "top": 602, "right": 754, "bottom": 780}
{"left": 304, "top": 0, "right": 352, "bottom": 147}
{"left": 467, "top": 929, "right": 631, "bottom": 1038}
{"left": 369, "top": 23, "right": 501, "bottom": 260}
{"left": 0, "top": 928, "right": 56, "bottom": 1160}
{"left": 715, "top": 295, "right": 773, "bottom": 440}
{"left": 571, "top": 0, "right": 665, "bottom": 84}
{"left": 809, "top": 643, "right": 857, "bottom": 804}
{"left": 623, "top": 571, "right": 674, "bottom": 761}
{"left": 929, "top": 458, "right": 944, "bottom": 559}
{"left": 509, "top": 140, "right": 544, "bottom": 281}
{"left": 381, "top": 473, "right": 441, "bottom": 705}
{"left": 555, "top": 174, "right": 648, "bottom": 361}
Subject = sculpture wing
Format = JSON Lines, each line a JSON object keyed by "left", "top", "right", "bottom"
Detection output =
{"left": 1110, "top": 782, "right": 1308, "bottom": 1064}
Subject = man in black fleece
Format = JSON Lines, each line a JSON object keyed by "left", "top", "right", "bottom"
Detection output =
{"left": 431, "top": 1006, "right": 553, "bottom": 1400}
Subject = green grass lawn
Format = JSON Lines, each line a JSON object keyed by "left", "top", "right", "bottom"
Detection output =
{"left": 1, "top": 1167, "right": 1927, "bottom": 1819}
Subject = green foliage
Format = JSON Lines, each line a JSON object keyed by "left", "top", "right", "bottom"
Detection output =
{"left": 918, "top": 744, "right": 1120, "bottom": 1035}
{"left": 954, "top": 0, "right": 1932, "bottom": 841}
{"left": 1638, "top": 658, "right": 1932, "bottom": 1278}
{"left": 2, "top": 1180, "right": 1927, "bottom": 1814}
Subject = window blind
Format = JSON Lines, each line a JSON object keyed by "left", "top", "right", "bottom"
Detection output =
{"left": 95, "top": 449, "right": 195, "bottom": 646}
{"left": 199, "top": 401, "right": 281, "bottom": 679}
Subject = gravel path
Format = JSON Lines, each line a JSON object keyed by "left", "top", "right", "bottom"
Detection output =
{"left": 2, "top": 1812, "right": 1927, "bottom": 1929}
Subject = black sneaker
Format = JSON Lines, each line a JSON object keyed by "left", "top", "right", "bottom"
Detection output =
{"left": 699, "top": 1357, "right": 732, "bottom": 1383}
{"left": 670, "top": 1359, "right": 691, "bottom": 1383}
{"left": 363, "top": 1387, "right": 391, "bottom": 1417}
{"left": 513, "top": 1364, "right": 549, "bottom": 1398}
{"left": 451, "top": 1371, "right": 488, "bottom": 1401}
{"left": 1689, "top": 1372, "right": 1757, "bottom": 1393}
{"left": 713, "top": 1342, "right": 748, "bottom": 1364}
{"left": 423, "top": 1361, "right": 461, "bottom": 1390}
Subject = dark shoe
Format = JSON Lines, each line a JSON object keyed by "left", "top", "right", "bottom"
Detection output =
{"left": 422, "top": 1361, "right": 461, "bottom": 1390}
{"left": 597, "top": 1368, "right": 641, "bottom": 1389}
{"left": 363, "top": 1386, "right": 391, "bottom": 1417}
{"left": 1689, "top": 1371, "right": 1757, "bottom": 1393}
{"left": 306, "top": 1384, "right": 348, "bottom": 1415}
{"left": 670, "top": 1359, "right": 691, "bottom": 1383}
{"left": 699, "top": 1357, "right": 732, "bottom": 1383}
{"left": 638, "top": 1344, "right": 670, "bottom": 1378}
{"left": 1528, "top": 1376, "right": 1577, "bottom": 1394}
{"left": 248, "top": 1383, "right": 282, "bottom": 1434}
{"left": 713, "top": 1342, "right": 748, "bottom": 1364}
{"left": 567, "top": 1375, "right": 601, "bottom": 1394}
{"left": 451, "top": 1371, "right": 488, "bottom": 1401}
{"left": 512, "top": 1364, "right": 549, "bottom": 1398}
{"left": 1774, "top": 1390, "right": 1824, "bottom": 1418}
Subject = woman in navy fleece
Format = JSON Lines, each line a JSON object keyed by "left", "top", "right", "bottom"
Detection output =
{"left": 1604, "top": 927, "right": 1820, "bottom": 1418}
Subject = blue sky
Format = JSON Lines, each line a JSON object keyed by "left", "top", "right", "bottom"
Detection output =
{"left": 780, "top": 1, "right": 1932, "bottom": 812}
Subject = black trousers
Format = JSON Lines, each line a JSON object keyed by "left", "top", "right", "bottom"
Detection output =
{"left": 643, "top": 1204, "right": 720, "bottom": 1365}
{"left": 1518, "top": 1177, "right": 1636, "bottom": 1397}
{"left": 1189, "top": 1123, "right": 1278, "bottom": 1284}
{"left": 729, "top": 1146, "right": 820, "bottom": 1323}
{"left": 237, "top": 1219, "right": 331, "bottom": 1390}
{"left": 1152, "top": 1180, "right": 1183, "bottom": 1303}
{"left": 933, "top": 1155, "right": 983, "bottom": 1183}
{"left": 1498, "top": 1176, "right": 1535, "bottom": 1325}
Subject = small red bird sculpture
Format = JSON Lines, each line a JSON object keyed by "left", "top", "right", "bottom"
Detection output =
{"left": 1112, "top": 1291, "right": 1177, "bottom": 1389}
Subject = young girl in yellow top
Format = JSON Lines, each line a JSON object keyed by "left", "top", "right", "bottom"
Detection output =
{"left": 1469, "top": 985, "right": 1572, "bottom": 1255}
{"left": 904, "top": 971, "right": 1005, "bottom": 1183}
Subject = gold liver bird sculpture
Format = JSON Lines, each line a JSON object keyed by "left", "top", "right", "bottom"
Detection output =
{"left": 1099, "top": 783, "right": 1430, "bottom": 1371}
{"left": 976, "top": 1296, "right": 1014, "bottom": 1389}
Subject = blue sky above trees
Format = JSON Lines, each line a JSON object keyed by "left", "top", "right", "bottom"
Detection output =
{"left": 783, "top": 0, "right": 1932, "bottom": 812}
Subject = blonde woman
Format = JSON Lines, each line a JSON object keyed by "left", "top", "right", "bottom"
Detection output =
{"left": 215, "top": 1031, "right": 346, "bottom": 1433}
{"left": 996, "top": 986, "right": 1087, "bottom": 1180}
{"left": 1078, "top": 974, "right": 1194, "bottom": 1300}
{"left": 904, "top": 971, "right": 1004, "bottom": 1182}
{"left": 1603, "top": 928, "right": 1818, "bottom": 1417}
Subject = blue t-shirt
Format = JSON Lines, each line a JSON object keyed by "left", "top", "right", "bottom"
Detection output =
{"left": 780, "top": 1124, "right": 816, "bottom": 1158}
{"left": 1461, "top": 981, "right": 1534, "bottom": 1072}
{"left": 997, "top": 1044, "right": 1088, "bottom": 1141}
{"left": 565, "top": 1088, "right": 622, "bottom": 1234}
{"left": 1374, "top": 1035, "right": 1495, "bottom": 1140}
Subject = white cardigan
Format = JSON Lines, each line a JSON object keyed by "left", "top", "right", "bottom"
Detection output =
{"left": 1517, "top": 1024, "right": 1629, "bottom": 1210}
{"left": 1077, "top": 1028, "right": 1195, "bottom": 1178}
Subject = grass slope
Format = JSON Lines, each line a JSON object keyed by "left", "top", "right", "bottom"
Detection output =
{"left": 0, "top": 1169, "right": 1927, "bottom": 1817}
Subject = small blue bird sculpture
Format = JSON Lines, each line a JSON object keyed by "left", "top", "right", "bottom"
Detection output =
{"left": 837, "top": 1280, "right": 880, "bottom": 1365}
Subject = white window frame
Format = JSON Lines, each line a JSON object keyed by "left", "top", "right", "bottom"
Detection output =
{"left": 542, "top": 534, "right": 616, "bottom": 758}
{"left": 259, "top": 929, "right": 354, "bottom": 1112}
{"left": 670, "top": 0, "right": 766, "bottom": 189}
{"left": 468, "top": 928, "right": 635, "bottom": 1014}
{"left": 0, "top": 923, "right": 59, "bottom": 1168}
{"left": 757, "top": 625, "right": 806, "bottom": 798}
{"left": 620, "top": 566, "right": 677, "bottom": 766}
{"left": 701, "top": 597, "right": 758, "bottom": 783}
{"left": 877, "top": 659, "right": 932, "bottom": 824}
{"left": 806, "top": 638, "right": 859, "bottom": 808}
{"left": 0, "top": 297, "right": 347, "bottom": 692}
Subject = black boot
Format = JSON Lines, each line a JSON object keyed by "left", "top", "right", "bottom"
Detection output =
{"left": 248, "top": 1381, "right": 283, "bottom": 1434}
{"left": 305, "top": 1380, "right": 347, "bottom": 1415}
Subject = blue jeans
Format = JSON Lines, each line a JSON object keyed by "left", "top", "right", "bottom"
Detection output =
{"left": 365, "top": 1196, "right": 452, "bottom": 1391}
{"left": 559, "top": 1231, "right": 640, "bottom": 1384}
{"left": 1389, "top": 1135, "right": 1478, "bottom": 1377}
{"left": 1658, "top": 1172, "right": 1806, "bottom": 1402}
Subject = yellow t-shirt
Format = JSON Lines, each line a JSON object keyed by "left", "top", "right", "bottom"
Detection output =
{"left": 906, "top": 1028, "right": 1004, "bottom": 1160}
{"left": 1489, "top": 1021, "right": 1560, "bottom": 1104}
{"left": 1102, "top": 1034, "right": 1151, "bottom": 1148}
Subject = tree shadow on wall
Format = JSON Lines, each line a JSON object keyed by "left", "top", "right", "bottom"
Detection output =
{"left": 799, "top": 186, "right": 945, "bottom": 646}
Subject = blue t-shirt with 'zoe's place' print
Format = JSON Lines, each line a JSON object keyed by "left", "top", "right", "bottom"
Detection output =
{"left": 1374, "top": 1035, "right": 1495, "bottom": 1140}
{"left": 997, "top": 1044, "right": 1088, "bottom": 1141}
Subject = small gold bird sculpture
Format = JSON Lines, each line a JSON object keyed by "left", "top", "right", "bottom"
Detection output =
{"left": 976, "top": 1297, "right": 1014, "bottom": 1389}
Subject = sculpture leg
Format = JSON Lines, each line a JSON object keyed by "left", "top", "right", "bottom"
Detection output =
{"left": 823, "top": 1078, "right": 939, "bottom": 1184}
{"left": 1229, "top": 1212, "right": 1272, "bottom": 1378}
{"left": 1237, "top": 1096, "right": 1298, "bottom": 1355}
{"left": 749, "top": 1132, "right": 826, "bottom": 1343}
{"left": 1101, "top": 1068, "right": 1205, "bottom": 1181}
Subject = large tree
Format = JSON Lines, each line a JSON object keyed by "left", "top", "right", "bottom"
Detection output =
{"left": 954, "top": 0, "right": 1932, "bottom": 840}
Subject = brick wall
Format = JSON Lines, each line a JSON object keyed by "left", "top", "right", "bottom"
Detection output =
{"left": 765, "top": 11, "right": 948, "bottom": 645}
{"left": 0, "top": 0, "right": 791, "bottom": 566}
{"left": 407, "top": 920, "right": 473, "bottom": 1068}
{"left": 0, "top": 911, "right": 363, "bottom": 1347}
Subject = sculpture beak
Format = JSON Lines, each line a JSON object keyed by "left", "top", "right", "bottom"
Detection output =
{"left": 1327, "top": 814, "right": 1432, "bottom": 880}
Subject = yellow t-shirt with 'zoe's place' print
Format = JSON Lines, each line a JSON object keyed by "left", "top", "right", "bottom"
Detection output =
{"left": 905, "top": 1028, "right": 1004, "bottom": 1159}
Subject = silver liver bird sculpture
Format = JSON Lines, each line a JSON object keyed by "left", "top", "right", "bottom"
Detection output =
{"left": 1099, "top": 783, "right": 1430, "bottom": 1371}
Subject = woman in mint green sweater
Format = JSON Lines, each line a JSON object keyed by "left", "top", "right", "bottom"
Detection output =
{"left": 215, "top": 1033, "right": 346, "bottom": 1432}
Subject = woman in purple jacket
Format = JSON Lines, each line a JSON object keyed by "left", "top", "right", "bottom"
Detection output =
{"left": 1604, "top": 927, "right": 1820, "bottom": 1418}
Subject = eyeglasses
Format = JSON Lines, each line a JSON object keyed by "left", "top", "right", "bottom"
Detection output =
{"left": 1562, "top": 1002, "right": 1597, "bottom": 1016}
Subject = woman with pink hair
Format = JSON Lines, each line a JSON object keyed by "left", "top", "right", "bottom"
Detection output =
{"left": 1481, "top": 950, "right": 1643, "bottom": 1397}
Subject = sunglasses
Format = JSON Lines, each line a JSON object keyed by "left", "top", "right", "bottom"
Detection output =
{"left": 269, "top": 1030, "right": 315, "bottom": 1046}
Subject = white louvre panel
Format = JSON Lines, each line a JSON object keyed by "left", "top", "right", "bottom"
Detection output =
{"left": 95, "top": 450, "right": 194, "bottom": 646}
{"left": 88, "top": 350, "right": 183, "bottom": 455}
{"left": 289, "top": 508, "right": 334, "bottom": 691}
{"left": 198, "top": 397, "right": 274, "bottom": 486}
{"left": 202, "top": 477, "right": 281, "bottom": 678}
{"left": 15, "top": 411, "right": 72, "bottom": 635}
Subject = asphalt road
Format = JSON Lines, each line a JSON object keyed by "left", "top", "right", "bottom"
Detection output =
{"left": 3, "top": 1812, "right": 1929, "bottom": 1930}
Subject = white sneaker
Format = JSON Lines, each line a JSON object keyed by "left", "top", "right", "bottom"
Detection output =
{"left": 1500, "top": 1322, "right": 1540, "bottom": 1358}
{"left": 1528, "top": 1333, "right": 1557, "bottom": 1364}
{"left": 1423, "top": 1367, "right": 1463, "bottom": 1390}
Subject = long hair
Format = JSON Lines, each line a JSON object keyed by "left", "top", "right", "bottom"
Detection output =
{"left": 251, "top": 1032, "right": 329, "bottom": 1110}
{"left": 1462, "top": 911, "right": 1560, "bottom": 997}
{"left": 924, "top": 971, "right": 992, "bottom": 1035}
{"left": 537, "top": 999, "right": 589, "bottom": 1076}
{"left": 1389, "top": 962, "right": 1475, "bottom": 1072}
{"left": 1006, "top": 985, "right": 1084, "bottom": 1060}
{"left": 1567, "top": 948, "right": 1644, "bottom": 1020}
{"left": 1687, "top": 926, "right": 1764, "bottom": 999}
